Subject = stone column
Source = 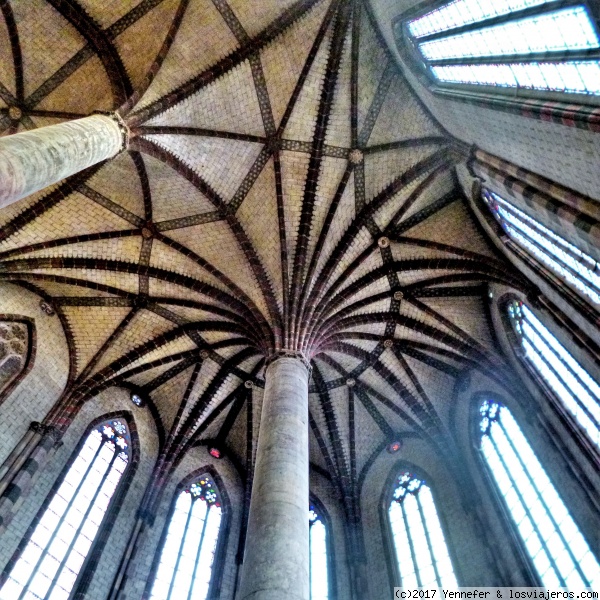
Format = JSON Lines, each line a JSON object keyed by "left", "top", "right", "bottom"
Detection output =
{"left": 0, "top": 422, "right": 61, "bottom": 532}
{"left": 237, "top": 355, "right": 310, "bottom": 600}
{"left": 0, "top": 113, "right": 128, "bottom": 208}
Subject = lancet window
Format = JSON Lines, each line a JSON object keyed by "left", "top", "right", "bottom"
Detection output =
{"left": 309, "top": 504, "right": 330, "bottom": 600}
{"left": 508, "top": 300, "right": 600, "bottom": 448}
{"left": 388, "top": 472, "right": 458, "bottom": 588}
{"left": 0, "top": 419, "right": 131, "bottom": 600}
{"left": 479, "top": 399, "right": 599, "bottom": 587}
{"left": 148, "top": 475, "right": 223, "bottom": 600}
{"left": 403, "top": 0, "right": 600, "bottom": 97}
{"left": 484, "top": 189, "right": 600, "bottom": 306}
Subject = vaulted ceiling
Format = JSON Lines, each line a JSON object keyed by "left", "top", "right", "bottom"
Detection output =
{"left": 0, "top": 0, "right": 527, "bottom": 500}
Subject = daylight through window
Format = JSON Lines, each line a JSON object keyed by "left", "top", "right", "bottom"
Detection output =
{"left": 0, "top": 419, "right": 131, "bottom": 600}
{"left": 404, "top": 0, "right": 600, "bottom": 96}
{"left": 484, "top": 190, "right": 600, "bottom": 305}
{"left": 389, "top": 472, "right": 458, "bottom": 588}
{"left": 309, "top": 505, "right": 329, "bottom": 600}
{"left": 479, "top": 399, "right": 599, "bottom": 587}
{"left": 508, "top": 300, "right": 600, "bottom": 448}
{"left": 148, "top": 475, "right": 222, "bottom": 600}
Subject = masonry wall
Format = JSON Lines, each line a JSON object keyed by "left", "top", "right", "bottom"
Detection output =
{"left": 120, "top": 446, "right": 244, "bottom": 600}
{"left": 0, "top": 282, "right": 69, "bottom": 466}
{"left": 366, "top": 0, "right": 600, "bottom": 202}
{"left": 0, "top": 386, "right": 159, "bottom": 600}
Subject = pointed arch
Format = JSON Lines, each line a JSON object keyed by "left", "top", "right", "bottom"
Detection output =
{"left": 145, "top": 466, "right": 230, "bottom": 600}
{"left": 0, "top": 317, "right": 34, "bottom": 404}
{"left": 0, "top": 412, "right": 138, "bottom": 600}
{"left": 383, "top": 462, "right": 458, "bottom": 589}
{"left": 475, "top": 396, "right": 600, "bottom": 587}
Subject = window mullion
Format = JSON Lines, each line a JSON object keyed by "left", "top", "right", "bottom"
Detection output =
{"left": 498, "top": 418, "right": 585, "bottom": 583}
{"left": 520, "top": 326, "right": 600, "bottom": 432}
{"left": 400, "top": 500, "right": 423, "bottom": 588}
{"left": 487, "top": 428, "right": 565, "bottom": 585}
{"left": 429, "top": 48, "right": 600, "bottom": 67}
{"left": 166, "top": 496, "right": 195, "bottom": 600}
{"left": 504, "top": 217, "right": 600, "bottom": 297}
{"left": 495, "top": 200, "right": 596, "bottom": 272}
{"left": 413, "top": 0, "right": 577, "bottom": 43}
{"left": 44, "top": 449, "right": 119, "bottom": 600}
{"left": 414, "top": 490, "right": 443, "bottom": 587}
{"left": 15, "top": 437, "right": 105, "bottom": 600}
{"left": 186, "top": 502, "right": 210, "bottom": 600}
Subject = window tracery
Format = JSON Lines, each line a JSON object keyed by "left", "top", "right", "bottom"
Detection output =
{"left": 0, "top": 321, "right": 30, "bottom": 399}
{"left": 484, "top": 190, "right": 600, "bottom": 305}
{"left": 508, "top": 300, "right": 600, "bottom": 448}
{"left": 388, "top": 472, "right": 458, "bottom": 588}
{"left": 148, "top": 475, "right": 222, "bottom": 600}
{"left": 404, "top": 0, "right": 600, "bottom": 97}
{"left": 0, "top": 419, "right": 131, "bottom": 600}
{"left": 479, "top": 398, "right": 599, "bottom": 587}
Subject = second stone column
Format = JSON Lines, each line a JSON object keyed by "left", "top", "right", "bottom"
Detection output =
{"left": 237, "top": 355, "right": 310, "bottom": 600}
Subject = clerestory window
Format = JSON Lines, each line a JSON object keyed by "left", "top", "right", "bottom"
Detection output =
{"left": 148, "top": 474, "right": 223, "bottom": 600}
{"left": 507, "top": 300, "right": 600, "bottom": 448}
{"left": 401, "top": 0, "right": 600, "bottom": 99}
{"left": 0, "top": 418, "right": 132, "bottom": 600}
{"left": 479, "top": 398, "right": 600, "bottom": 587}
{"left": 484, "top": 189, "right": 600, "bottom": 306}
{"left": 388, "top": 472, "right": 458, "bottom": 588}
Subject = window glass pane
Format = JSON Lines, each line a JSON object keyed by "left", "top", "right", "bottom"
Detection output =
{"left": 309, "top": 506, "right": 329, "bottom": 600}
{"left": 420, "top": 8, "right": 599, "bottom": 61}
{"left": 484, "top": 190, "right": 600, "bottom": 305}
{"left": 480, "top": 399, "right": 600, "bottom": 587}
{"left": 0, "top": 419, "right": 131, "bottom": 600}
{"left": 408, "top": 0, "right": 551, "bottom": 38}
{"left": 389, "top": 473, "right": 458, "bottom": 588}
{"left": 149, "top": 475, "right": 222, "bottom": 600}
{"left": 407, "top": 0, "right": 600, "bottom": 98}
{"left": 507, "top": 300, "right": 600, "bottom": 448}
{"left": 431, "top": 61, "right": 600, "bottom": 95}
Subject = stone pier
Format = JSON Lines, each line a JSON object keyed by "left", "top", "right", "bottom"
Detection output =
{"left": 237, "top": 356, "right": 310, "bottom": 600}
{"left": 0, "top": 113, "right": 127, "bottom": 208}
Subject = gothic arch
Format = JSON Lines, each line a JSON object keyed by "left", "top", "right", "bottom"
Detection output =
{"left": 0, "top": 316, "right": 34, "bottom": 403}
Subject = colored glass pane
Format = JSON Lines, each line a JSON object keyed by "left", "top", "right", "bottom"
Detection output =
{"left": 389, "top": 473, "right": 458, "bottom": 588}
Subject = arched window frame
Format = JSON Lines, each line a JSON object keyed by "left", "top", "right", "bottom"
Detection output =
{"left": 143, "top": 465, "right": 231, "bottom": 600}
{"left": 392, "top": 0, "right": 600, "bottom": 120}
{"left": 309, "top": 493, "right": 337, "bottom": 600}
{"left": 498, "top": 293, "right": 600, "bottom": 467}
{"left": 469, "top": 391, "right": 600, "bottom": 587}
{"left": 0, "top": 316, "right": 35, "bottom": 404}
{"left": 0, "top": 411, "right": 139, "bottom": 599}
{"left": 380, "top": 461, "right": 462, "bottom": 592}
{"left": 477, "top": 185, "right": 600, "bottom": 322}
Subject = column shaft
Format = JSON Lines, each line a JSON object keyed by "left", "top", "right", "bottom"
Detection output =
{"left": 0, "top": 114, "right": 125, "bottom": 208}
{"left": 237, "top": 356, "right": 310, "bottom": 600}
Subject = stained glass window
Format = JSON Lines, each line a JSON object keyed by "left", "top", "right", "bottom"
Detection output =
{"left": 484, "top": 190, "right": 600, "bottom": 305}
{"left": 309, "top": 505, "right": 329, "bottom": 600}
{"left": 479, "top": 399, "right": 600, "bottom": 587}
{"left": 0, "top": 419, "right": 131, "bottom": 600}
{"left": 403, "top": 0, "right": 600, "bottom": 96}
{"left": 149, "top": 475, "right": 222, "bottom": 600}
{"left": 508, "top": 300, "right": 600, "bottom": 448}
{"left": 389, "top": 472, "right": 458, "bottom": 588}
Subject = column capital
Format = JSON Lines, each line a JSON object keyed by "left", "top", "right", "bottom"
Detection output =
{"left": 92, "top": 111, "right": 130, "bottom": 151}
{"left": 265, "top": 349, "right": 312, "bottom": 373}
{"left": 29, "top": 422, "right": 62, "bottom": 446}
